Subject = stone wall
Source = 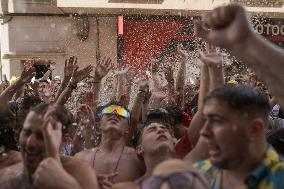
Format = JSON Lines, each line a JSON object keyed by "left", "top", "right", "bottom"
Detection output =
{"left": 1, "top": 15, "right": 117, "bottom": 79}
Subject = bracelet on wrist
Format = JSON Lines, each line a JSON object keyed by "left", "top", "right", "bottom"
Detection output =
{"left": 67, "top": 82, "right": 77, "bottom": 90}
{"left": 143, "top": 99, "right": 150, "bottom": 104}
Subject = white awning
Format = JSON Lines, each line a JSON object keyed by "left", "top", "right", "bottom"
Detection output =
{"left": 2, "top": 52, "right": 66, "bottom": 60}
{"left": 57, "top": 0, "right": 284, "bottom": 18}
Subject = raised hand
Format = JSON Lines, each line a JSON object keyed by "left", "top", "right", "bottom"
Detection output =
{"left": 175, "top": 44, "right": 187, "bottom": 62}
{"left": 19, "top": 60, "right": 36, "bottom": 84}
{"left": 198, "top": 44, "right": 223, "bottom": 68}
{"left": 97, "top": 172, "right": 118, "bottom": 189}
{"left": 114, "top": 64, "right": 130, "bottom": 76}
{"left": 138, "top": 78, "right": 151, "bottom": 102}
{"left": 163, "top": 58, "right": 175, "bottom": 85}
{"left": 42, "top": 106, "right": 62, "bottom": 161}
{"left": 194, "top": 4, "right": 254, "bottom": 50}
{"left": 71, "top": 65, "right": 93, "bottom": 84}
{"left": 30, "top": 80, "right": 40, "bottom": 93}
{"left": 64, "top": 56, "right": 78, "bottom": 79}
{"left": 151, "top": 90, "right": 167, "bottom": 102}
{"left": 138, "top": 78, "right": 149, "bottom": 92}
{"left": 150, "top": 58, "right": 160, "bottom": 75}
{"left": 94, "top": 57, "right": 113, "bottom": 81}
{"left": 77, "top": 104, "right": 95, "bottom": 124}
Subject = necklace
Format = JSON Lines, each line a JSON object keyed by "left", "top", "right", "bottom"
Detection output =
{"left": 93, "top": 146, "right": 124, "bottom": 182}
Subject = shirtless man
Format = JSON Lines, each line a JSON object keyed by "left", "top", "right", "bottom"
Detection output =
{"left": 75, "top": 101, "right": 144, "bottom": 188}
{"left": 0, "top": 104, "right": 99, "bottom": 189}
{"left": 112, "top": 108, "right": 177, "bottom": 189}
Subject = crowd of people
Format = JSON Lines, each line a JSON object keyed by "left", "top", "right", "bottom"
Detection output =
{"left": 0, "top": 3, "right": 284, "bottom": 189}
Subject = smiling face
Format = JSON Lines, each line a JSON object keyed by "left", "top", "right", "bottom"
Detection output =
{"left": 19, "top": 111, "right": 47, "bottom": 175}
{"left": 200, "top": 98, "right": 250, "bottom": 169}
{"left": 141, "top": 122, "right": 175, "bottom": 156}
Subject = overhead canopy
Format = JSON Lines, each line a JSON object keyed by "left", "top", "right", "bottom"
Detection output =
{"left": 57, "top": 0, "right": 284, "bottom": 18}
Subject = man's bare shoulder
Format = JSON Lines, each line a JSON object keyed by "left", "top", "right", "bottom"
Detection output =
{"left": 61, "top": 155, "right": 83, "bottom": 165}
{"left": 62, "top": 155, "right": 97, "bottom": 174}
{"left": 0, "top": 163, "right": 27, "bottom": 189}
{"left": 123, "top": 146, "right": 137, "bottom": 155}
{"left": 74, "top": 148, "right": 98, "bottom": 161}
{"left": 112, "top": 181, "right": 139, "bottom": 189}
{"left": 0, "top": 162, "right": 23, "bottom": 180}
{"left": 61, "top": 156, "right": 99, "bottom": 189}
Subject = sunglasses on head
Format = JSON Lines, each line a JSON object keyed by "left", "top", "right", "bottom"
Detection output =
{"left": 101, "top": 105, "right": 130, "bottom": 119}
{"left": 140, "top": 171, "right": 205, "bottom": 189}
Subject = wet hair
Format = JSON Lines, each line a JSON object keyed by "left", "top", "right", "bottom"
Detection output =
{"left": 30, "top": 103, "right": 74, "bottom": 134}
{"left": 204, "top": 84, "right": 270, "bottom": 126}
{"left": 144, "top": 108, "right": 174, "bottom": 128}
{"left": 267, "top": 129, "right": 284, "bottom": 156}
{"left": 135, "top": 108, "right": 174, "bottom": 147}
{"left": 165, "top": 107, "right": 183, "bottom": 125}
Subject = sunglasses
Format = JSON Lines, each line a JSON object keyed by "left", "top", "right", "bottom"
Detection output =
{"left": 101, "top": 105, "right": 130, "bottom": 119}
{"left": 140, "top": 171, "right": 206, "bottom": 189}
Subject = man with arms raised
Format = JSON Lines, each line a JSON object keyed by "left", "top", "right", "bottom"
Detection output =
{"left": 75, "top": 101, "right": 144, "bottom": 187}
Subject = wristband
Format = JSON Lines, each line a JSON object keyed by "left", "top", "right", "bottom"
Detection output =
{"left": 68, "top": 82, "right": 77, "bottom": 90}
{"left": 143, "top": 99, "right": 150, "bottom": 104}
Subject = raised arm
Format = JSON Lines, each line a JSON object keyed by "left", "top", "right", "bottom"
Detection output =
{"left": 163, "top": 56, "right": 176, "bottom": 107}
{"left": 127, "top": 78, "right": 151, "bottom": 146}
{"left": 194, "top": 4, "right": 284, "bottom": 108}
{"left": 92, "top": 57, "right": 114, "bottom": 109}
{"left": 149, "top": 59, "right": 166, "bottom": 109}
{"left": 55, "top": 63, "right": 93, "bottom": 106}
{"left": 77, "top": 104, "right": 96, "bottom": 149}
{"left": 54, "top": 56, "right": 77, "bottom": 102}
{"left": 185, "top": 46, "right": 225, "bottom": 162}
{"left": 186, "top": 53, "right": 210, "bottom": 147}
{"left": 200, "top": 45, "right": 224, "bottom": 92}
{"left": 115, "top": 65, "right": 137, "bottom": 107}
{"left": 175, "top": 45, "right": 187, "bottom": 107}
{"left": 0, "top": 60, "right": 35, "bottom": 101}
